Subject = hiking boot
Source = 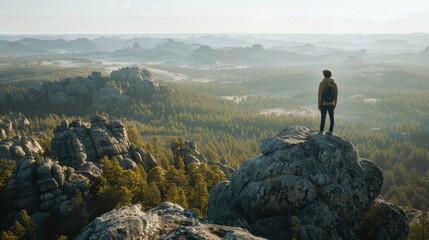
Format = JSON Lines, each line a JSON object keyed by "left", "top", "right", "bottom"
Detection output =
{"left": 326, "top": 131, "right": 333, "bottom": 135}
{"left": 318, "top": 131, "right": 324, "bottom": 135}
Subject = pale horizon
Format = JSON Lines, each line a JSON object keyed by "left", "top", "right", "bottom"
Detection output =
{"left": 1, "top": 0, "right": 429, "bottom": 34}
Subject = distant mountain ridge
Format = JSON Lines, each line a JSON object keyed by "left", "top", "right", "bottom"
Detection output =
{"left": 0, "top": 35, "right": 428, "bottom": 66}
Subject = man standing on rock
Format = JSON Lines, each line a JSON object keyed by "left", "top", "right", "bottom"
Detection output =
{"left": 318, "top": 69, "right": 338, "bottom": 135}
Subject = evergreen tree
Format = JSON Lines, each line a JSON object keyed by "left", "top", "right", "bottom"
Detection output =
{"left": 116, "top": 186, "right": 133, "bottom": 207}
{"left": 165, "top": 183, "right": 180, "bottom": 203}
{"left": 67, "top": 190, "right": 90, "bottom": 238}
{"left": 143, "top": 182, "right": 162, "bottom": 209}
{"left": 0, "top": 231, "right": 19, "bottom": 240}
{"left": 188, "top": 173, "right": 209, "bottom": 215}
{"left": 409, "top": 211, "right": 429, "bottom": 240}
{"left": 0, "top": 210, "right": 35, "bottom": 240}
{"left": 147, "top": 166, "right": 167, "bottom": 198}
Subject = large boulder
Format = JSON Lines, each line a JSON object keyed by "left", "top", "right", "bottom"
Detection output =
{"left": 50, "top": 115, "right": 157, "bottom": 172}
{"left": 0, "top": 135, "right": 43, "bottom": 160}
{"left": 171, "top": 138, "right": 208, "bottom": 167}
{"left": 77, "top": 202, "right": 264, "bottom": 240}
{"left": 355, "top": 197, "right": 409, "bottom": 240}
{"left": 110, "top": 67, "right": 160, "bottom": 98}
{"left": 208, "top": 126, "right": 408, "bottom": 240}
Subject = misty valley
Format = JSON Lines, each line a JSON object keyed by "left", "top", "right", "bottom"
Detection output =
{"left": 0, "top": 34, "right": 428, "bottom": 239}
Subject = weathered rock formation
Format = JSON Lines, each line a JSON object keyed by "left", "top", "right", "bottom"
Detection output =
{"left": 4, "top": 156, "right": 94, "bottom": 232}
{"left": 171, "top": 138, "right": 235, "bottom": 177}
{"left": 171, "top": 138, "right": 208, "bottom": 166}
{"left": 92, "top": 87, "right": 130, "bottom": 108}
{"left": 0, "top": 67, "right": 160, "bottom": 112}
{"left": 77, "top": 202, "right": 264, "bottom": 240}
{"left": 2, "top": 116, "right": 159, "bottom": 237}
{"left": 75, "top": 126, "right": 407, "bottom": 239}
{"left": 0, "top": 118, "right": 12, "bottom": 138}
{"left": 0, "top": 135, "right": 43, "bottom": 160}
{"left": 355, "top": 197, "right": 409, "bottom": 239}
{"left": 215, "top": 159, "right": 235, "bottom": 178}
{"left": 0, "top": 112, "right": 30, "bottom": 138}
{"left": 110, "top": 67, "right": 160, "bottom": 98}
{"left": 208, "top": 126, "right": 408, "bottom": 240}
{"left": 50, "top": 115, "right": 157, "bottom": 172}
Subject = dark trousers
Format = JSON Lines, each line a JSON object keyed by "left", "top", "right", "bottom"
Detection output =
{"left": 320, "top": 105, "right": 335, "bottom": 132}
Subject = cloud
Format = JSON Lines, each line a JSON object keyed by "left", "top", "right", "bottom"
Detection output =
{"left": 122, "top": 3, "right": 131, "bottom": 10}
{"left": 1, "top": 13, "right": 429, "bottom": 34}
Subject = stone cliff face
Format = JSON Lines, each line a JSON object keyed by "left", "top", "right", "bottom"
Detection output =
{"left": 76, "top": 126, "right": 408, "bottom": 240}
{"left": 50, "top": 115, "right": 158, "bottom": 172}
{"left": 6, "top": 156, "right": 92, "bottom": 210}
{"left": 4, "top": 156, "right": 94, "bottom": 235}
{"left": 208, "top": 126, "right": 408, "bottom": 240}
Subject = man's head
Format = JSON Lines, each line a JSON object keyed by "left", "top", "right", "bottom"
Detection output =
{"left": 323, "top": 69, "right": 332, "bottom": 78}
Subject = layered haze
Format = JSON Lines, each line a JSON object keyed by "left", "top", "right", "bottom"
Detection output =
{"left": 1, "top": 0, "right": 429, "bottom": 33}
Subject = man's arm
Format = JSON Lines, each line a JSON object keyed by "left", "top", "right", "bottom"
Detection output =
{"left": 318, "top": 82, "right": 323, "bottom": 109}
{"left": 334, "top": 82, "right": 338, "bottom": 107}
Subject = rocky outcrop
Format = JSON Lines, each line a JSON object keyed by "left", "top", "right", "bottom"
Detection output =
{"left": 0, "top": 67, "right": 160, "bottom": 112}
{"left": 5, "top": 156, "right": 92, "bottom": 213}
{"left": 0, "top": 118, "right": 13, "bottom": 138}
{"left": 5, "top": 157, "right": 40, "bottom": 213}
{"left": 355, "top": 197, "right": 409, "bottom": 240}
{"left": 171, "top": 138, "right": 235, "bottom": 177}
{"left": 0, "top": 135, "right": 43, "bottom": 160}
{"left": 0, "top": 112, "right": 30, "bottom": 138}
{"left": 2, "top": 116, "right": 158, "bottom": 237}
{"left": 4, "top": 112, "right": 30, "bottom": 129}
{"left": 77, "top": 202, "right": 264, "bottom": 240}
{"left": 4, "top": 156, "right": 94, "bottom": 235}
{"left": 92, "top": 87, "right": 130, "bottom": 108}
{"left": 171, "top": 138, "right": 208, "bottom": 167}
{"left": 208, "top": 126, "right": 408, "bottom": 240}
{"left": 110, "top": 67, "right": 159, "bottom": 98}
{"left": 50, "top": 115, "right": 157, "bottom": 172}
{"left": 215, "top": 159, "right": 235, "bottom": 178}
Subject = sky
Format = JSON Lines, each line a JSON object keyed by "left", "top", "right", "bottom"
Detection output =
{"left": 1, "top": 0, "right": 429, "bottom": 34}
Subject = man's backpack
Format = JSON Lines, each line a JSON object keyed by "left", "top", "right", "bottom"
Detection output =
{"left": 322, "top": 83, "right": 335, "bottom": 102}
